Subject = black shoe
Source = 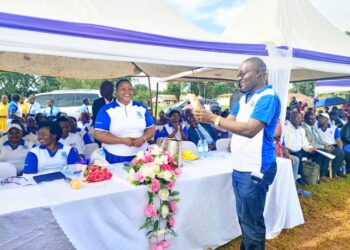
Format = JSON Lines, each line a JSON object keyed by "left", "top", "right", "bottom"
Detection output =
{"left": 296, "top": 178, "right": 306, "bottom": 185}
{"left": 337, "top": 173, "right": 347, "bottom": 178}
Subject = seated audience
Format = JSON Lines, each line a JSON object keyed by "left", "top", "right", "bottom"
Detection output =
{"left": 0, "top": 124, "right": 35, "bottom": 174}
{"left": 187, "top": 114, "right": 217, "bottom": 150}
{"left": 155, "top": 110, "right": 168, "bottom": 125}
{"left": 302, "top": 111, "right": 333, "bottom": 182}
{"left": 317, "top": 113, "right": 346, "bottom": 178}
{"left": 161, "top": 110, "right": 188, "bottom": 141}
{"left": 22, "top": 121, "right": 79, "bottom": 174}
{"left": 57, "top": 116, "right": 85, "bottom": 158}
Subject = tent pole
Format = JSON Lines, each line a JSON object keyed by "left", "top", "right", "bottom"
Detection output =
{"left": 147, "top": 76, "right": 153, "bottom": 115}
{"left": 155, "top": 82, "right": 159, "bottom": 120}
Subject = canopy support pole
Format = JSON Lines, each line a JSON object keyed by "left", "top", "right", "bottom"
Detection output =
{"left": 155, "top": 82, "right": 159, "bottom": 119}
{"left": 147, "top": 76, "right": 153, "bottom": 115}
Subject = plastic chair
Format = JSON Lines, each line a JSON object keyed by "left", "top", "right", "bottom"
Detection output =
{"left": 0, "top": 162, "right": 17, "bottom": 179}
{"left": 182, "top": 141, "right": 198, "bottom": 155}
{"left": 84, "top": 143, "right": 99, "bottom": 159}
{"left": 215, "top": 138, "right": 231, "bottom": 151}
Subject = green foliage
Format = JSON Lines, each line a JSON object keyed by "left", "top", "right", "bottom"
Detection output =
{"left": 289, "top": 81, "right": 314, "bottom": 97}
{"left": 0, "top": 71, "right": 37, "bottom": 97}
{"left": 164, "top": 81, "right": 239, "bottom": 100}
{"left": 346, "top": 31, "right": 350, "bottom": 36}
{"left": 36, "top": 76, "right": 61, "bottom": 93}
{"left": 59, "top": 78, "right": 101, "bottom": 90}
{"left": 164, "top": 82, "right": 182, "bottom": 100}
{"left": 133, "top": 84, "right": 150, "bottom": 105}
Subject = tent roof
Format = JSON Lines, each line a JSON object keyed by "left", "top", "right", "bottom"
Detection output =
{"left": 220, "top": 0, "right": 350, "bottom": 57}
{"left": 315, "top": 79, "right": 350, "bottom": 94}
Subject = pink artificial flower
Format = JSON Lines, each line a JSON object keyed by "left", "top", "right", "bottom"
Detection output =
{"left": 169, "top": 200, "right": 177, "bottom": 212}
{"left": 168, "top": 216, "right": 175, "bottom": 227}
{"left": 151, "top": 243, "right": 164, "bottom": 250}
{"left": 151, "top": 178, "right": 160, "bottom": 192}
{"left": 144, "top": 204, "right": 157, "bottom": 218}
{"left": 167, "top": 181, "right": 175, "bottom": 190}
{"left": 167, "top": 155, "right": 174, "bottom": 163}
{"left": 160, "top": 240, "right": 170, "bottom": 248}
{"left": 144, "top": 154, "right": 154, "bottom": 163}
{"left": 130, "top": 158, "right": 140, "bottom": 166}
{"left": 134, "top": 171, "right": 145, "bottom": 182}
{"left": 175, "top": 168, "right": 182, "bottom": 175}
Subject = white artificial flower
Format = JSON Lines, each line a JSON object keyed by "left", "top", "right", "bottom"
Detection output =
{"left": 158, "top": 189, "right": 169, "bottom": 201}
{"left": 161, "top": 205, "right": 169, "bottom": 219}
{"left": 160, "top": 155, "right": 168, "bottom": 164}
{"left": 136, "top": 151, "right": 145, "bottom": 160}
{"left": 128, "top": 168, "right": 136, "bottom": 182}
{"left": 154, "top": 156, "right": 163, "bottom": 165}
{"left": 163, "top": 170, "right": 173, "bottom": 182}
{"left": 141, "top": 166, "right": 155, "bottom": 178}
{"left": 154, "top": 229, "right": 165, "bottom": 237}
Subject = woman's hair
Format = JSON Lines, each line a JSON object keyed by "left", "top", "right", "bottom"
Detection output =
{"left": 169, "top": 110, "right": 181, "bottom": 118}
{"left": 38, "top": 121, "right": 62, "bottom": 141}
{"left": 116, "top": 79, "right": 132, "bottom": 89}
{"left": 35, "top": 113, "right": 46, "bottom": 124}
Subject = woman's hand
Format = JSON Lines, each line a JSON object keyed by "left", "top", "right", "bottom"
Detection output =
{"left": 133, "top": 137, "right": 146, "bottom": 147}
{"left": 123, "top": 137, "right": 135, "bottom": 147}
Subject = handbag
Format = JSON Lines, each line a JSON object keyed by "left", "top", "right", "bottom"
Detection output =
{"left": 156, "top": 138, "right": 183, "bottom": 167}
{"left": 302, "top": 160, "right": 320, "bottom": 185}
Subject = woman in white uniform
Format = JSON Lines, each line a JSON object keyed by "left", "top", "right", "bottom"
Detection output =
{"left": 0, "top": 124, "right": 35, "bottom": 174}
{"left": 94, "top": 79, "right": 155, "bottom": 164}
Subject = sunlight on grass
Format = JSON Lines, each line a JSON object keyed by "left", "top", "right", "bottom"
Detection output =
{"left": 219, "top": 177, "right": 350, "bottom": 250}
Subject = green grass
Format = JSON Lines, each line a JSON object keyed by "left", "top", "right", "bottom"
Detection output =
{"left": 218, "top": 177, "right": 350, "bottom": 249}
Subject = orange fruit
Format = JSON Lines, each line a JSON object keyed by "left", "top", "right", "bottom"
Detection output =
{"left": 70, "top": 179, "right": 81, "bottom": 190}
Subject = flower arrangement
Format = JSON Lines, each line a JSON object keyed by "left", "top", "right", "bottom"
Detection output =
{"left": 125, "top": 145, "right": 181, "bottom": 250}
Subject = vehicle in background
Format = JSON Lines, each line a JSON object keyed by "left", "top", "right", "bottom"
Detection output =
{"left": 163, "top": 99, "right": 220, "bottom": 116}
{"left": 35, "top": 89, "right": 100, "bottom": 118}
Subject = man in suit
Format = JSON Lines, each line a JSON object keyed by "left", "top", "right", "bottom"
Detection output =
{"left": 188, "top": 114, "right": 218, "bottom": 150}
{"left": 92, "top": 80, "right": 115, "bottom": 126}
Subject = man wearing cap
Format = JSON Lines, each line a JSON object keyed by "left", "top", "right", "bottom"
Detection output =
{"left": 0, "top": 123, "right": 35, "bottom": 174}
{"left": 317, "top": 112, "right": 346, "bottom": 178}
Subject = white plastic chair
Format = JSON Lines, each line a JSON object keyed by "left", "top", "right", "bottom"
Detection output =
{"left": 182, "top": 141, "right": 198, "bottom": 155}
{"left": 84, "top": 143, "right": 99, "bottom": 159}
{"left": 0, "top": 162, "right": 17, "bottom": 179}
{"left": 215, "top": 138, "right": 231, "bottom": 151}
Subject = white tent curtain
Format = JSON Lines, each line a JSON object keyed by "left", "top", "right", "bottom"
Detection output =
{"left": 267, "top": 45, "right": 293, "bottom": 126}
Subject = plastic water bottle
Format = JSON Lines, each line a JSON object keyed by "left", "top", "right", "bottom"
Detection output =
{"left": 197, "top": 140, "right": 204, "bottom": 157}
{"left": 99, "top": 148, "right": 106, "bottom": 159}
{"left": 202, "top": 140, "right": 209, "bottom": 157}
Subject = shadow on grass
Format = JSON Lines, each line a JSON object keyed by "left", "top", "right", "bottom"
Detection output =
{"left": 218, "top": 178, "right": 350, "bottom": 250}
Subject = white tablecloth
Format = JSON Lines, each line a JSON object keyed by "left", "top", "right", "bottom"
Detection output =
{"left": 0, "top": 152, "right": 304, "bottom": 250}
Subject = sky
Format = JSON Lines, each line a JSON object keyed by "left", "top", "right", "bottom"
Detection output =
{"left": 166, "top": 0, "right": 350, "bottom": 34}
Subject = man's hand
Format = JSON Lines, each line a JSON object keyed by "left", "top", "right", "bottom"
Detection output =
{"left": 193, "top": 109, "right": 216, "bottom": 124}
{"left": 325, "top": 145, "right": 334, "bottom": 152}
{"left": 308, "top": 148, "right": 316, "bottom": 154}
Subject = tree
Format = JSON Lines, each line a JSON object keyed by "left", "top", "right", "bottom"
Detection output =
{"left": 133, "top": 84, "right": 150, "bottom": 104}
{"left": 164, "top": 82, "right": 182, "bottom": 100}
{"left": 0, "top": 71, "right": 37, "bottom": 97}
{"left": 289, "top": 81, "right": 314, "bottom": 97}
{"left": 36, "top": 76, "right": 61, "bottom": 93}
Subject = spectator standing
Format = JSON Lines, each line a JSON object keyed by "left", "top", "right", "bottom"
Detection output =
{"left": 27, "top": 95, "right": 41, "bottom": 117}
{"left": 7, "top": 94, "right": 23, "bottom": 125}
{"left": 43, "top": 99, "right": 60, "bottom": 120}
{"left": 290, "top": 96, "right": 298, "bottom": 110}
{"left": 19, "top": 96, "right": 29, "bottom": 116}
{"left": 0, "top": 95, "right": 9, "bottom": 132}
{"left": 92, "top": 80, "right": 115, "bottom": 126}
{"left": 79, "top": 98, "right": 90, "bottom": 115}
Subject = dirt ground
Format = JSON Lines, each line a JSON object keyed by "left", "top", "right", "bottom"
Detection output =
{"left": 218, "top": 177, "right": 350, "bottom": 250}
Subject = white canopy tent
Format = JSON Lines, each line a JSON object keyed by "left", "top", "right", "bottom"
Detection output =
{"left": 220, "top": 0, "right": 350, "bottom": 121}
{"left": 315, "top": 79, "right": 350, "bottom": 95}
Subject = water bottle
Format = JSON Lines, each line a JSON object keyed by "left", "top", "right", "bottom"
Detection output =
{"left": 99, "top": 148, "right": 106, "bottom": 159}
{"left": 197, "top": 140, "right": 204, "bottom": 157}
{"left": 202, "top": 140, "right": 209, "bottom": 157}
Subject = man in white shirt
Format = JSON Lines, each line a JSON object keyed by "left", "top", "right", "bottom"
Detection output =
{"left": 57, "top": 116, "right": 85, "bottom": 158}
{"left": 317, "top": 112, "right": 346, "bottom": 178}
{"left": 27, "top": 95, "right": 41, "bottom": 117}
{"left": 284, "top": 111, "right": 316, "bottom": 183}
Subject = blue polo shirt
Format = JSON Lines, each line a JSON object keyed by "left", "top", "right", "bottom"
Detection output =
{"left": 230, "top": 85, "right": 281, "bottom": 173}
{"left": 94, "top": 101, "right": 154, "bottom": 161}
{"left": 23, "top": 142, "right": 79, "bottom": 174}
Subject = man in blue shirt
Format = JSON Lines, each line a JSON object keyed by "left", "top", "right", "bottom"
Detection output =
{"left": 194, "top": 57, "right": 281, "bottom": 249}
{"left": 43, "top": 99, "right": 60, "bottom": 120}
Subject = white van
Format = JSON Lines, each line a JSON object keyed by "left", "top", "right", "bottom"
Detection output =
{"left": 35, "top": 89, "right": 100, "bottom": 118}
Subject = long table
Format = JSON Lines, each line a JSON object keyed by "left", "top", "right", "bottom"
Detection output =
{"left": 0, "top": 152, "right": 304, "bottom": 250}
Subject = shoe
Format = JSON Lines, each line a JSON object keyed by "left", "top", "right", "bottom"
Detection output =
{"left": 319, "top": 176, "right": 330, "bottom": 183}
{"left": 336, "top": 173, "right": 347, "bottom": 178}
{"left": 297, "top": 189, "right": 312, "bottom": 198}
{"left": 296, "top": 178, "right": 306, "bottom": 185}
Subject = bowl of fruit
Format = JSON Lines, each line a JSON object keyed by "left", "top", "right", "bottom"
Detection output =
{"left": 82, "top": 165, "right": 113, "bottom": 186}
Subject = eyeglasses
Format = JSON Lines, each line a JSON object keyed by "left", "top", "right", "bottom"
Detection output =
{"left": 237, "top": 68, "right": 258, "bottom": 78}
{"left": 0, "top": 176, "right": 28, "bottom": 185}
